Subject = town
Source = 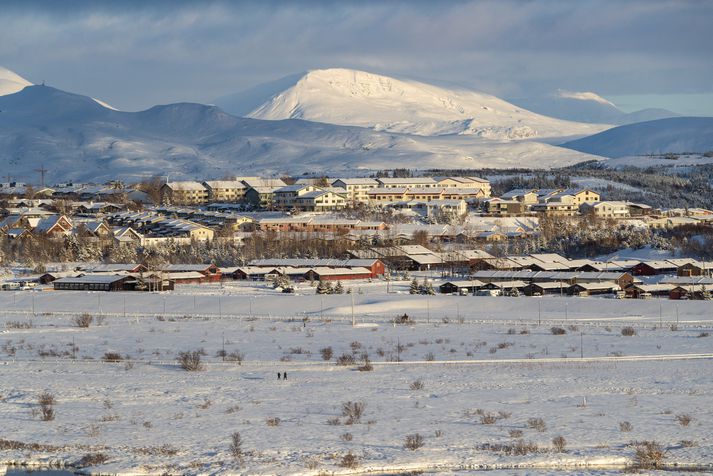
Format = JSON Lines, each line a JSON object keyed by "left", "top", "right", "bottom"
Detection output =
{"left": 1, "top": 173, "right": 711, "bottom": 301}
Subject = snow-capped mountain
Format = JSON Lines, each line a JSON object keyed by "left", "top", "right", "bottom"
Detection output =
{"left": 0, "top": 66, "right": 32, "bottom": 96}
{"left": 561, "top": 117, "right": 713, "bottom": 158}
{"left": 0, "top": 85, "right": 603, "bottom": 183}
{"left": 219, "top": 68, "right": 609, "bottom": 139}
{"left": 0, "top": 66, "right": 117, "bottom": 110}
{"left": 508, "top": 90, "right": 679, "bottom": 125}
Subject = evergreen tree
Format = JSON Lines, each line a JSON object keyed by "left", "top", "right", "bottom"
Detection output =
{"left": 316, "top": 280, "right": 329, "bottom": 294}
{"left": 334, "top": 281, "right": 344, "bottom": 294}
{"left": 325, "top": 281, "right": 334, "bottom": 294}
{"left": 409, "top": 278, "right": 419, "bottom": 295}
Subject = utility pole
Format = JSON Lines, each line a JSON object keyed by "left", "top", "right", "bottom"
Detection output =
{"left": 427, "top": 295, "right": 430, "bottom": 323}
{"left": 351, "top": 293, "right": 355, "bottom": 327}
{"left": 580, "top": 331, "right": 583, "bottom": 359}
{"left": 538, "top": 300, "right": 542, "bottom": 326}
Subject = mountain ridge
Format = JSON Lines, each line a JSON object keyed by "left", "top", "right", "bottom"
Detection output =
{"left": 0, "top": 85, "right": 603, "bottom": 183}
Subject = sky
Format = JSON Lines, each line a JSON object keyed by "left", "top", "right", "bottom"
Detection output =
{"left": 1, "top": 0, "right": 712, "bottom": 114}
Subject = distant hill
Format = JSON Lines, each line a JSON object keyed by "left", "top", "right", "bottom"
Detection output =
{"left": 508, "top": 90, "right": 679, "bottom": 125}
{"left": 0, "top": 85, "right": 603, "bottom": 183}
{"left": 561, "top": 117, "right": 713, "bottom": 158}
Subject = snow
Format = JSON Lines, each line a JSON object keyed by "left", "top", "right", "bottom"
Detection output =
{"left": 246, "top": 68, "right": 610, "bottom": 139}
{"left": 1, "top": 282, "right": 712, "bottom": 474}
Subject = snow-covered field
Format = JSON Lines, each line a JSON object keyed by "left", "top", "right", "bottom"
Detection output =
{"left": 1, "top": 284, "right": 712, "bottom": 475}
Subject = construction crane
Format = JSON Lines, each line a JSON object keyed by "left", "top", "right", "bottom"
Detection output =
{"left": 34, "top": 164, "right": 48, "bottom": 188}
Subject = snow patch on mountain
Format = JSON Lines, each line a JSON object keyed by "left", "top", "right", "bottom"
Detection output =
{"left": 0, "top": 66, "right": 32, "bottom": 96}
{"left": 556, "top": 89, "right": 617, "bottom": 106}
{"left": 243, "top": 68, "right": 608, "bottom": 139}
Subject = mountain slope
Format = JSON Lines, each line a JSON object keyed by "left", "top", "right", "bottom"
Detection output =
{"left": 0, "top": 85, "right": 602, "bottom": 183}
{"left": 0, "top": 66, "right": 32, "bottom": 96}
{"left": 561, "top": 117, "right": 713, "bottom": 158}
{"left": 508, "top": 90, "right": 680, "bottom": 125}
{"left": 224, "top": 68, "right": 609, "bottom": 139}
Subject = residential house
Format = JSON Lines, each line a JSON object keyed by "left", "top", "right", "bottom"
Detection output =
{"left": 331, "top": 178, "right": 380, "bottom": 202}
{"left": 160, "top": 181, "right": 209, "bottom": 206}
{"left": 203, "top": 180, "right": 247, "bottom": 203}
{"left": 580, "top": 201, "right": 630, "bottom": 218}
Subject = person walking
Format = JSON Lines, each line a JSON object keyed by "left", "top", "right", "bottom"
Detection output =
{"left": 283, "top": 371, "right": 287, "bottom": 380}
{"left": 277, "top": 372, "right": 281, "bottom": 380}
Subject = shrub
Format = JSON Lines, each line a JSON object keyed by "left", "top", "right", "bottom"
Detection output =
{"left": 342, "top": 401, "right": 366, "bottom": 425}
{"left": 320, "top": 346, "right": 333, "bottom": 361}
{"left": 410, "top": 379, "right": 425, "bottom": 390}
{"left": 336, "top": 353, "right": 356, "bottom": 366}
{"left": 74, "top": 452, "right": 109, "bottom": 468}
{"left": 404, "top": 433, "right": 424, "bottom": 451}
{"left": 527, "top": 417, "right": 547, "bottom": 432}
{"left": 74, "top": 313, "right": 93, "bottom": 328}
{"left": 621, "top": 326, "right": 637, "bottom": 336}
{"left": 424, "top": 352, "right": 435, "bottom": 361}
{"left": 619, "top": 421, "right": 633, "bottom": 432}
{"left": 102, "top": 352, "right": 123, "bottom": 362}
{"left": 38, "top": 392, "right": 56, "bottom": 421}
{"left": 339, "top": 451, "right": 358, "bottom": 469}
{"left": 177, "top": 351, "right": 204, "bottom": 371}
{"left": 357, "top": 353, "right": 373, "bottom": 371}
{"left": 509, "top": 429, "right": 523, "bottom": 438}
{"left": 229, "top": 432, "right": 243, "bottom": 462}
{"left": 225, "top": 351, "right": 244, "bottom": 364}
{"left": 550, "top": 327, "right": 566, "bottom": 335}
{"left": 633, "top": 441, "right": 666, "bottom": 469}
{"left": 552, "top": 435, "right": 567, "bottom": 452}
{"left": 676, "top": 414, "right": 692, "bottom": 427}
{"left": 326, "top": 417, "right": 341, "bottom": 425}
{"left": 340, "top": 432, "right": 353, "bottom": 442}
{"left": 480, "top": 413, "right": 498, "bottom": 425}
{"left": 266, "top": 417, "right": 281, "bottom": 427}
{"left": 513, "top": 440, "right": 539, "bottom": 455}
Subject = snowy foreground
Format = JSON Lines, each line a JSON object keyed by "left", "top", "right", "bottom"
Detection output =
{"left": 1, "top": 284, "right": 713, "bottom": 475}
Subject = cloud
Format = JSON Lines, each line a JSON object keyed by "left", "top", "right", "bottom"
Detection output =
{"left": 1, "top": 0, "right": 711, "bottom": 112}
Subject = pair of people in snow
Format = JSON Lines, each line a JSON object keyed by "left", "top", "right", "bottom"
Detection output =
{"left": 277, "top": 371, "right": 287, "bottom": 380}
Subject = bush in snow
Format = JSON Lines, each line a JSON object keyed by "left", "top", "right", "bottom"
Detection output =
{"left": 404, "top": 433, "right": 425, "bottom": 451}
{"left": 342, "top": 401, "right": 366, "bottom": 425}
{"left": 229, "top": 432, "right": 243, "bottom": 462}
{"left": 633, "top": 441, "right": 666, "bottom": 469}
{"left": 552, "top": 435, "right": 567, "bottom": 452}
{"left": 550, "top": 326, "right": 566, "bottom": 335}
{"left": 38, "top": 391, "right": 56, "bottom": 421}
{"left": 527, "top": 417, "right": 547, "bottom": 432}
{"left": 339, "top": 451, "right": 359, "bottom": 469}
{"left": 177, "top": 350, "right": 204, "bottom": 371}
{"left": 320, "top": 346, "right": 333, "bottom": 361}
{"left": 621, "top": 326, "right": 637, "bottom": 336}
{"left": 409, "top": 379, "right": 425, "bottom": 390}
{"left": 74, "top": 313, "right": 93, "bottom": 328}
